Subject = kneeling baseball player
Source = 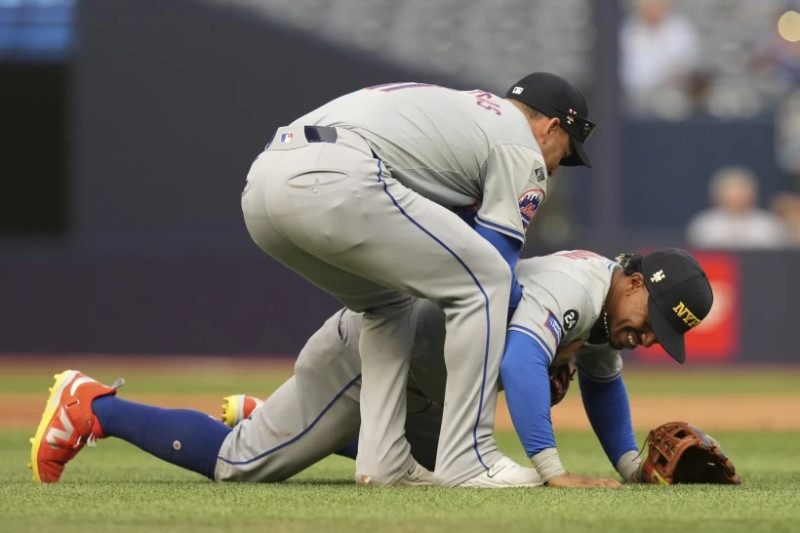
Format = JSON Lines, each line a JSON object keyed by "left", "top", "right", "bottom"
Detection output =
{"left": 29, "top": 248, "right": 713, "bottom": 488}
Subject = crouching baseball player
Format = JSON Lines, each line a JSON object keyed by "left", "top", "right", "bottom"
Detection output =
{"left": 29, "top": 248, "right": 713, "bottom": 488}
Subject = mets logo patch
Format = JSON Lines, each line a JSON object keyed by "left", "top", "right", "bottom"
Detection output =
{"left": 518, "top": 189, "right": 544, "bottom": 228}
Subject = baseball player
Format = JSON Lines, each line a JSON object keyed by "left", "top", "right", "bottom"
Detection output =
{"left": 499, "top": 248, "right": 713, "bottom": 485}
{"left": 30, "top": 248, "right": 712, "bottom": 488}
{"left": 240, "top": 72, "right": 595, "bottom": 487}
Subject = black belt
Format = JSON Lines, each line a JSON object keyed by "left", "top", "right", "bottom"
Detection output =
{"left": 299, "top": 125, "right": 377, "bottom": 159}
{"left": 304, "top": 125, "right": 338, "bottom": 144}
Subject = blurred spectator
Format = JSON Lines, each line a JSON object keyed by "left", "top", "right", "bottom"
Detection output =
{"left": 750, "top": 4, "right": 800, "bottom": 89}
{"left": 686, "top": 166, "right": 792, "bottom": 249}
{"left": 685, "top": 69, "right": 716, "bottom": 116}
{"left": 770, "top": 191, "right": 800, "bottom": 245}
{"left": 775, "top": 89, "right": 800, "bottom": 179}
{"left": 619, "top": 0, "right": 701, "bottom": 117}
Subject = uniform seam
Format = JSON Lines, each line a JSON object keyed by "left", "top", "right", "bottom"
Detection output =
{"left": 475, "top": 215, "right": 526, "bottom": 242}
{"left": 372, "top": 158, "right": 493, "bottom": 472}
{"left": 336, "top": 308, "right": 348, "bottom": 342}
{"left": 507, "top": 325, "right": 555, "bottom": 362}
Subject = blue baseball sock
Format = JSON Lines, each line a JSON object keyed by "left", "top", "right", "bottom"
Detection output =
{"left": 335, "top": 439, "right": 358, "bottom": 460}
{"left": 92, "top": 396, "right": 231, "bottom": 480}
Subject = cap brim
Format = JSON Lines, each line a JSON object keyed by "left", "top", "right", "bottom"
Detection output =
{"left": 648, "top": 298, "right": 686, "bottom": 364}
{"left": 560, "top": 138, "right": 592, "bottom": 168}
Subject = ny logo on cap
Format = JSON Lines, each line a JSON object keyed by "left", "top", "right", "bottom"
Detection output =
{"left": 673, "top": 301, "right": 702, "bottom": 328}
{"left": 565, "top": 108, "right": 577, "bottom": 125}
{"left": 650, "top": 270, "right": 666, "bottom": 283}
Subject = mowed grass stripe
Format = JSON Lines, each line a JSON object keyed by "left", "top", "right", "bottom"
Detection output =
{"left": 1, "top": 359, "right": 799, "bottom": 396}
{"left": 2, "top": 430, "right": 799, "bottom": 533}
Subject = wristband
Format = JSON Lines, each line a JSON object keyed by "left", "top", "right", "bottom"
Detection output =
{"left": 531, "top": 447, "right": 566, "bottom": 482}
{"left": 616, "top": 449, "right": 642, "bottom": 483}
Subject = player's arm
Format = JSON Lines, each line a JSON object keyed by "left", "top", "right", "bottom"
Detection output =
{"left": 575, "top": 351, "right": 641, "bottom": 483}
{"left": 475, "top": 145, "right": 546, "bottom": 309}
{"left": 474, "top": 225, "right": 523, "bottom": 308}
{"left": 500, "top": 332, "right": 622, "bottom": 488}
{"left": 500, "top": 330, "right": 561, "bottom": 478}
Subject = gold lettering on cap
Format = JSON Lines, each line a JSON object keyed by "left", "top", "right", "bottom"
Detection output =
{"left": 672, "top": 301, "right": 702, "bottom": 328}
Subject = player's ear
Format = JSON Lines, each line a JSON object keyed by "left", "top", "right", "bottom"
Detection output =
{"left": 629, "top": 272, "right": 645, "bottom": 293}
{"left": 545, "top": 117, "right": 561, "bottom": 136}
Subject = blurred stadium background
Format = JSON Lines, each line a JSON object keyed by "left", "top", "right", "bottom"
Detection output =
{"left": 0, "top": 0, "right": 798, "bottom": 366}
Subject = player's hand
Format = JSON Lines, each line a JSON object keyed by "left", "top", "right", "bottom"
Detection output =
{"left": 552, "top": 338, "right": 585, "bottom": 367}
{"left": 545, "top": 472, "right": 625, "bottom": 488}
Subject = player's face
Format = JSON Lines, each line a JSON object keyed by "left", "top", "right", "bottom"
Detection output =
{"left": 533, "top": 118, "right": 572, "bottom": 176}
{"left": 607, "top": 273, "right": 659, "bottom": 351}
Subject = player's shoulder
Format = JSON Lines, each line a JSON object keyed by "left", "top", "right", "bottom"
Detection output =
{"left": 488, "top": 101, "right": 541, "bottom": 146}
{"left": 518, "top": 250, "right": 616, "bottom": 283}
{"left": 516, "top": 252, "right": 616, "bottom": 334}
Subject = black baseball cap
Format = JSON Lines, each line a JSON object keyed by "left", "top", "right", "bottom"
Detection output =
{"left": 505, "top": 72, "right": 595, "bottom": 167}
{"left": 641, "top": 248, "right": 714, "bottom": 364}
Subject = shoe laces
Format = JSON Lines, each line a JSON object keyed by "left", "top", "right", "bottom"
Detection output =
{"left": 75, "top": 377, "right": 125, "bottom": 450}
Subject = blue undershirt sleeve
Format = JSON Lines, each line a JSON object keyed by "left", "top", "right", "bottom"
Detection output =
{"left": 578, "top": 371, "right": 638, "bottom": 465}
{"left": 474, "top": 225, "right": 523, "bottom": 307}
{"left": 500, "top": 330, "right": 555, "bottom": 457}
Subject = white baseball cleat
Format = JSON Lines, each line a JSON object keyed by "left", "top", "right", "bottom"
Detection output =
{"left": 393, "top": 462, "right": 438, "bottom": 487}
{"left": 457, "top": 456, "right": 544, "bottom": 488}
{"left": 357, "top": 462, "right": 437, "bottom": 487}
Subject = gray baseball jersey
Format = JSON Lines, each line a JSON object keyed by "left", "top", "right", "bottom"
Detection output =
{"left": 291, "top": 83, "right": 548, "bottom": 240}
{"left": 242, "top": 82, "right": 550, "bottom": 486}
{"left": 509, "top": 250, "right": 623, "bottom": 381}
{"left": 215, "top": 253, "right": 625, "bottom": 483}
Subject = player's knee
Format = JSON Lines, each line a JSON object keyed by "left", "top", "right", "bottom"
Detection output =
{"left": 293, "top": 355, "right": 347, "bottom": 389}
{"left": 476, "top": 259, "right": 513, "bottom": 297}
{"left": 293, "top": 356, "right": 316, "bottom": 380}
{"left": 440, "top": 262, "right": 511, "bottom": 312}
{"left": 363, "top": 294, "right": 416, "bottom": 318}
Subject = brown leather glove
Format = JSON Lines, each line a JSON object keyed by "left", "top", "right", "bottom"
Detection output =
{"left": 639, "top": 421, "right": 742, "bottom": 484}
{"left": 549, "top": 363, "right": 575, "bottom": 406}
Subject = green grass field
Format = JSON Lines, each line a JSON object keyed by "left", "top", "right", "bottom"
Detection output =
{"left": 3, "top": 363, "right": 799, "bottom": 396}
{"left": 2, "top": 362, "right": 800, "bottom": 533}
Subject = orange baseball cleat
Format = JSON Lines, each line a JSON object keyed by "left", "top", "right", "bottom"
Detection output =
{"left": 220, "top": 394, "right": 263, "bottom": 428}
{"left": 29, "top": 370, "right": 124, "bottom": 483}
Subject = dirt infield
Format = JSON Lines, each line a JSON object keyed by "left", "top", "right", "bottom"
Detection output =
{"left": 529, "top": 395, "right": 799, "bottom": 432}
{"left": 4, "top": 356, "right": 800, "bottom": 432}
{"left": 6, "top": 393, "right": 798, "bottom": 432}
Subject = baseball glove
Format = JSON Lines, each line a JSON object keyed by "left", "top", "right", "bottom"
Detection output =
{"left": 549, "top": 363, "right": 575, "bottom": 406}
{"left": 639, "top": 421, "right": 741, "bottom": 484}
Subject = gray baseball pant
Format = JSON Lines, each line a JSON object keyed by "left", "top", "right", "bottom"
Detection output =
{"left": 214, "top": 309, "right": 444, "bottom": 481}
{"left": 240, "top": 126, "right": 508, "bottom": 485}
